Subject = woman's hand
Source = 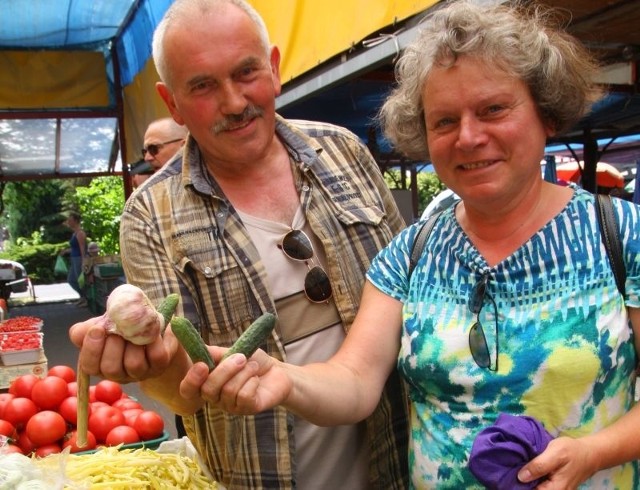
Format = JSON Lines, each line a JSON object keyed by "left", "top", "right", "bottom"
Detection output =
{"left": 517, "top": 436, "right": 598, "bottom": 489}
{"left": 179, "top": 348, "right": 293, "bottom": 416}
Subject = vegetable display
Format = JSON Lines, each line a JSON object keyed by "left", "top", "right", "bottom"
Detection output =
{"left": 0, "top": 368, "right": 168, "bottom": 457}
{"left": 0, "top": 316, "right": 43, "bottom": 333}
{"left": 0, "top": 447, "right": 219, "bottom": 489}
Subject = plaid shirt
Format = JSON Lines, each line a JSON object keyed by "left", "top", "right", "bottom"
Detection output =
{"left": 120, "top": 116, "right": 409, "bottom": 489}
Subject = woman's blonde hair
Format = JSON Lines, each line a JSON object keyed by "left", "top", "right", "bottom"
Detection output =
{"left": 379, "top": 0, "right": 603, "bottom": 161}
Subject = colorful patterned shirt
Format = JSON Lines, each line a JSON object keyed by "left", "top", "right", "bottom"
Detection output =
{"left": 120, "top": 115, "right": 409, "bottom": 489}
{"left": 367, "top": 187, "right": 640, "bottom": 489}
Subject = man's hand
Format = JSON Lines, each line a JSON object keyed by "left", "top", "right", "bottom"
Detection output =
{"left": 69, "top": 318, "right": 176, "bottom": 383}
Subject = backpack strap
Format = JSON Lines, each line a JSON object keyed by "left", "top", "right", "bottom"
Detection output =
{"left": 595, "top": 194, "right": 626, "bottom": 297}
{"left": 408, "top": 212, "right": 441, "bottom": 279}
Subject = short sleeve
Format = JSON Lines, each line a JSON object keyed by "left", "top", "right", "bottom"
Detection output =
{"left": 366, "top": 223, "right": 423, "bottom": 303}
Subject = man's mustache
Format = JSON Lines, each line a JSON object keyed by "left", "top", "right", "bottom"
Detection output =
{"left": 213, "top": 106, "right": 264, "bottom": 134}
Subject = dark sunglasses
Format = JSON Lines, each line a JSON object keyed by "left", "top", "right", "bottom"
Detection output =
{"left": 279, "top": 229, "right": 332, "bottom": 303}
{"left": 141, "top": 138, "right": 183, "bottom": 158}
{"left": 468, "top": 274, "right": 499, "bottom": 371}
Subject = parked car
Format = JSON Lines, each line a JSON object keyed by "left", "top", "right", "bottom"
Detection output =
{"left": 0, "top": 259, "right": 29, "bottom": 301}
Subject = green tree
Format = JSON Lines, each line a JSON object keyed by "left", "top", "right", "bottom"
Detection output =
{"left": 2, "top": 180, "right": 67, "bottom": 242}
{"left": 72, "top": 176, "right": 125, "bottom": 254}
{"left": 383, "top": 167, "right": 446, "bottom": 216}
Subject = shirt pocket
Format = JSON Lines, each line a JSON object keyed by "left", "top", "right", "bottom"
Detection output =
{"left": 171, "top": 227, "right": 252, "bottom": 340}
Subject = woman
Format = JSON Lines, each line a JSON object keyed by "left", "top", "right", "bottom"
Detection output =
{"left": 64, "top": 211, "right": 88, "bottom": 307}
{"left": 183, "top": 1, "right": 640, "bottom": 488}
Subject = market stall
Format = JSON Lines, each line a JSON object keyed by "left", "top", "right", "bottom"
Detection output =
{"left": 0, "top": 315, "right": 222, "bottom": 488}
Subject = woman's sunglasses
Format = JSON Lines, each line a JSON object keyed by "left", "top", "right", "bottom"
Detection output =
{"left": 468, "top": 274, "right": 499, "bottom": 371}
{"left": 279, "top": 229, "right": 332, "bottom": 303}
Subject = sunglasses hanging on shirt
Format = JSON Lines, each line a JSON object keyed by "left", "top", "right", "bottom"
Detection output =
{"left": 279, "top": 229, "right": 332, "bottom": 304}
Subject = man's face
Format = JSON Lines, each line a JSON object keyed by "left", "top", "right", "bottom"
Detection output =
{"left": 156, "top": 3, "right": 282, "bottom": 169}
{"left": 142, "top": 127, "right": 184, "bottom": 170}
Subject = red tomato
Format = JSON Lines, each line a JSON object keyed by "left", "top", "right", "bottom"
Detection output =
{"left": 67, "top": 381, "right": 78, "bottom": 396}
{"left": 59, "top": 396, "right": 92, "bottom": 426}
{"left": 47, "top": 365, "right": 76, "bottom": 383}
{"left": 26, "top": 411, "right": 67, "bottom": 447}
{"left": 94, "top": 380, "right": 123, "bottom": 405}
{"left": 8, "top": 374, "right": 40, "bottom": 398}
{"left": 89, "top": 385, "right": 96, "bottom": 402}
{"left": 63, "top": 430, "right": 97, "bottom": 453}
{"left": 3, "top": 397, "right": 38, "bottom": 430}
{"left": 133, "top": 410, "right": 164, "bottom": 440}
{"left": 31, "top": 376, "right": 68, "bottom": 410}
{"left": 34, "top": 443, "right": 61, "bottom": 457}
{"left": 0, "top": 392, "right": 15, "bottom": 419}
{"left": 16, "top": 431, "right": 36, "bottom": 455}
{"left": 105, "top": 425, "right": 141, "bottom": 446}
{"left": 122, "top": 408, "right": 143, "bottom": 427}
{"left": 90, "top": 401, "right": 109, "bottom": 411}
{"left": 0, "top": 420, "right": 17, "bottom": 439}
{"left": 0, "top": 444, "right": 23, "bottom": 454}
{"left": 112, "top": 398, "right": 142, "bottom": 411}
{"left": 88, "top": 406, "right": 126, "bottom": 443}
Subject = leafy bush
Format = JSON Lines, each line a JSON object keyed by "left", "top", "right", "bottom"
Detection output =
{"left": 0, "top": 241, "right": 67, "bottom": 284}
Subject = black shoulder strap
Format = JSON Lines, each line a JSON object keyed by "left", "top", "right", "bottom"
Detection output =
{"left": 595, "top": 194, "right": 626, "bottom": 297}
{"left": 408, "top": 212, "right": 441, "bottom": 279}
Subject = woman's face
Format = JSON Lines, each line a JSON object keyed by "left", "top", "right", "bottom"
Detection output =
{"left": 422, "top": 56, "right": 554, "bottom": 208}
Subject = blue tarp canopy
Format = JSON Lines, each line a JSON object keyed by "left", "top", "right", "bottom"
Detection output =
{"left": 0, "top": 0, "right": 173, "bottom": 186}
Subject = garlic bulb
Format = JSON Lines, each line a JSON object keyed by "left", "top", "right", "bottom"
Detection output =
{"left": 101, "top": 284, "right": 164, "bottom": 345}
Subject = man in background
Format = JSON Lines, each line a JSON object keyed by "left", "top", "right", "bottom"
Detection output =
{"left": 130, "top": 117, "right": 188, "bottom": 188}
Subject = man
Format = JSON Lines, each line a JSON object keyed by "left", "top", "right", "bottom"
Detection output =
{"left": 130, "top": 117, "right": 188, "bottom": 188}
{"left": 70, "top": 1, "right": 408, "bottom": 488}
{"left": 141, "top": 117, "right": 187, "bottom": 172}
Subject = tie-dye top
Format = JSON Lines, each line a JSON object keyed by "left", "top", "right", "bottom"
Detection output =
{"left": 367, "top": 188, "right": 640, "bottom": 489}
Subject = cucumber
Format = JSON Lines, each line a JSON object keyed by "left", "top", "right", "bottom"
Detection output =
{"left": 222, "top": 312, "right": 276, "bottom": 361}
{"left": 157, "top": 293, "right": 180, "bottom": 334}
{"left": 170, "top": 316, "right": 216, "bottom": 371}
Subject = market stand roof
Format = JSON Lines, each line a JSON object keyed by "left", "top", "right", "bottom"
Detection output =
{"left": 0, "top": 0, "right": 639, "bottom": 190}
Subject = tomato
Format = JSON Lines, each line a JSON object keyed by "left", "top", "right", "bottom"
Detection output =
{"left": 26, "top": 411, "right": 67, "bottom": 447}
{"left": 90, "top": 401, "right": 109, "bottom": 411}
{"left": 0, "top": 393, "right": 15, "bottom": 419}
{"left": 8, "top": 374, "right": 40, "bottom": 398}
{"left": 3, "top": 397, "right": 38, "bottom": 429}
{"left": 133, "top": 410, "right": 164, "bottom": 441}
{"left": 59, "top": 396, "right": 92, "bottom": 426}
{"left": 34, "top": 443, "right": 61, "bottom": 457}
{"left": 89, "top": 385, "right": 96, "bottom": 402}
{"left": 105, "top": 425, "right": 141, "bottom": 446}
{"left": 31, "top": 375, "right": 68, "bottom": 410}
{"left": 47, "top": 365, "right": 76, "bottom": 383}
{"left": 67, "top": 381, "right": 78, "bottom": 396}
{"left": 0, "top": 420, "right": 16, "bottom": 440}
{"left": 88, "top": 406, "right": 126, "bottom": 443}
{"left": 94, "top": 379, "right": 123, "bottom": 405}
{"left": 63, "top": 430, "right": 97, "bottom": 453}
{"left": 112, "top": 398, "right": 142, "bottom": 411}
{"left": 16, "top": 431, "right": 36, "bottom": 455}
{"left": 122, "top": 408, "right": 143, "bottom": 427}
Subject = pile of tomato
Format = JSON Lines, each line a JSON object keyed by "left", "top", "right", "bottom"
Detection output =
{"left": 0, "top": 365, "right": 165, "bottom": 456}
{"left": 0, "top": 316, "right": 43, "bottom": 333}
{"left": 0, "top": 332, "right": 42, "bottom": 351}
